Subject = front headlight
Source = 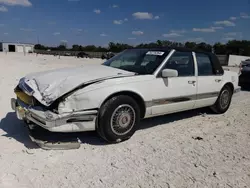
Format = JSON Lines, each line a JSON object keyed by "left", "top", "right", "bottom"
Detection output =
{"left": 18, "top": 77, "right": 34, "bottom": 96}
{"left": 58, "top": 101, "right": 71, "bottom": 113}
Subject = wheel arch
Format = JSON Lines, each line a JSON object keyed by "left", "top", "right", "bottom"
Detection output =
{"left": 223, "top": 82, "right": 234, "bottom": 93}
{"left": 210, "top": 82, "right": 234, "bottom": 114}
{"left": 100, "top": 91, "right": 146, "bottom": 118}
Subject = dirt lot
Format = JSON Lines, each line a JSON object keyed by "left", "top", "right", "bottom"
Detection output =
{"left": 0, "top": 53, "right": 249, "bottom": 188}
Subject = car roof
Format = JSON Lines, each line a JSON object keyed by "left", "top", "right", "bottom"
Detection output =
{"left": 128, "top": 46, "right": 224, "bottom": 75}
{"left": 127, "top": 47, "right": 214, "bottom": 55}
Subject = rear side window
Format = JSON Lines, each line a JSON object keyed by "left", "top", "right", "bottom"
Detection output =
{"left": 196, "top": 53, "right": 214, "bottom": 76}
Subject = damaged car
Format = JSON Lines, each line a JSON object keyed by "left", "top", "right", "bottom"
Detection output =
{"left": 11, "top": 47, "right": 240, "bottom": 145}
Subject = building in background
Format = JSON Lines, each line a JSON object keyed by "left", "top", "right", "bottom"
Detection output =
{"left": 0, "top": 42, "right": 34, "bottom": 53}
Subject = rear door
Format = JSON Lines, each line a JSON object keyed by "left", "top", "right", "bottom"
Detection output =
{"left": 193, "top": 52, "right": 223, "bottom": 108}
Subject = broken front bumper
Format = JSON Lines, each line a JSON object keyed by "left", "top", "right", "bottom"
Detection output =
{"left": 11, "top": 98, "right": 97, "bottom": 133}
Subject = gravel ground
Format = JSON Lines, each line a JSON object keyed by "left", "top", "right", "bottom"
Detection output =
{"left": 0, "top": 53, "right": 249, "bottom": 188}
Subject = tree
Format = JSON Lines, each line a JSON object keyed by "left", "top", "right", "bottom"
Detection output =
{"left": 108, "top": 42, "right": 133, "bottom": 52}
{"left": 34, "top": 39, "right": 250, "bottom": 55}
{"left": 72, "top": 44, "right": 80, "bottom": 51}
{"left": 184, "top": 42, "right": 197, "bottom": 49}
{"left": 34, "top": 44, "right": 47, "bottom": 50}
{"left": 83, "top": 45, "right": 97, "bottom": 52}
{"left": 95, "top": 46, "right": 108, "bottom": 52}
{"left": 226, "top": 40, "right": 250, "bottom": 56}
{"left": 213, "top": 43, "right": 227, "bottom": 54}
{"left": 57, "top": 45, "right": 66, "bottom": 51}
{"left": 196, "top": 42, "right": 212, "bottom": 52}
{"left": 156, "top": 40, "right": 163, "bottom": 47}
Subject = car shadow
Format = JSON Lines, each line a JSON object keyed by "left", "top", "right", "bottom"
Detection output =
{"left": 0, "top": 112, "right": 39, "bottom": 149}
{"left": 0, "top": 108, "right": 209, "bottom": 149}
{"left": 139, "top": 108, "right": 208, "bottom": 130}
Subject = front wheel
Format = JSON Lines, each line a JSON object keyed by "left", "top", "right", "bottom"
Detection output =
{"left": 210, "top": 85, "right": 233, "bottom": 114}
{"left": 97, "top": 95, "right": 140, "bottom": 143}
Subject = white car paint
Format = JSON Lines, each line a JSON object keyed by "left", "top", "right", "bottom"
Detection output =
{"left": 58, "top": 50, "right": 239, "bottom": 118}
{"left": 21, "top": 64, "right": 135, "bottom": 106}
{"left": 150, "top": 77, "right": 197, "bottom": 115}
{"left": 192, "top": 52, "right": 223, "bottom": 108}
{"left": 13, "top": 49, "right": 240, "bottom": 133}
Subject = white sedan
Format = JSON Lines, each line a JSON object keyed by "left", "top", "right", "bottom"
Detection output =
{"left": 11, "top": 48, "right": 240, "bottom": 143}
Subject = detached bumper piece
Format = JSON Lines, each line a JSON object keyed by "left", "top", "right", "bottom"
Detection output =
{"left": 27, "top": 124, "right": 80, "bottom": 150}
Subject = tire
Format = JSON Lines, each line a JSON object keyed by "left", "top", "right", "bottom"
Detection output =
{"left": 210, "top": 85, "right": 233, "bottom": 114}
{"left": 97, "top": 95, "right": 140, "bottom": 143}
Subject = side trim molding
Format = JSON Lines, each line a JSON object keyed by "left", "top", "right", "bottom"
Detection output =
{"left": 145, "top": 92, "right": 219, "bottom": 108}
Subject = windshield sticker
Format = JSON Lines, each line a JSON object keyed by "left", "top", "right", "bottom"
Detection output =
{"left": 146, "top": 51, "right": 165, "bottom": 56}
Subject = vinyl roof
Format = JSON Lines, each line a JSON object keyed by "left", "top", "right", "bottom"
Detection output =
{"left": 129, "top": 47, "right": 213, "bottom": 54}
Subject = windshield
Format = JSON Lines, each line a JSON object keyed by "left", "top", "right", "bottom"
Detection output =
{"left": 102, "top": 49, "right": 170, "bottom": 75}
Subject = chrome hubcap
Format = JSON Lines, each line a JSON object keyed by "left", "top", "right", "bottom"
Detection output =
{"left": 111, "top": 104, "right": 136, "bottom": 136}
{"left": 220, "top": 90, "right": 230, "bottom": 109}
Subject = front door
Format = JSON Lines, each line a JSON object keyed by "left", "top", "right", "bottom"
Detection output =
{"left": 151, "top": 51, "right": 197, "bottom": 115}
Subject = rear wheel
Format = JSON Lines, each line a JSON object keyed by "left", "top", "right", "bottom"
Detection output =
{"left": 210, "top": 85, "right": 233, "bottom": 114}
{"left": 97, "top": 95, "right": 140, "bottom": 143}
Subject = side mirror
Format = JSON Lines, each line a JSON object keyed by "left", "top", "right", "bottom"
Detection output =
{"left": 162, "top": 69, "right": 178, "bottom": 78}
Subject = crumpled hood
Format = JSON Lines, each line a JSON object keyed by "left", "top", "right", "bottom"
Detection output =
{"left": 19, "top": 64, "right": 135, "bottom": 106}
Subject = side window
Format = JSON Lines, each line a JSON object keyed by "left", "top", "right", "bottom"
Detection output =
{"left": 196, "top": 53, "right": 214, "bottom": 76}
{"left": 163, "top": 51, "right": 194, "bottom": 77}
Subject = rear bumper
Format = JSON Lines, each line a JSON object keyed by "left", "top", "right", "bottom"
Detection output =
{"left": 233, "top": 87, "right": 241, "bottom": 98}
{"left": 11, "top": 98, "right": 97, "bottom": 133}
{"left": 234, "top": 87, "right": 241, "bottom": 94}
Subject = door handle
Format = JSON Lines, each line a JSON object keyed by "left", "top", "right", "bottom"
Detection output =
{"left": 215, "top": 79, "right": 222, "bottom": 82}
{"left": 188, "top": 80, "right": 196, "bottom": 84}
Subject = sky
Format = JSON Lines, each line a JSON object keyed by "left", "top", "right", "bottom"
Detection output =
{"left": 0, "top": 0, "right": 250, "bottom": 47}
